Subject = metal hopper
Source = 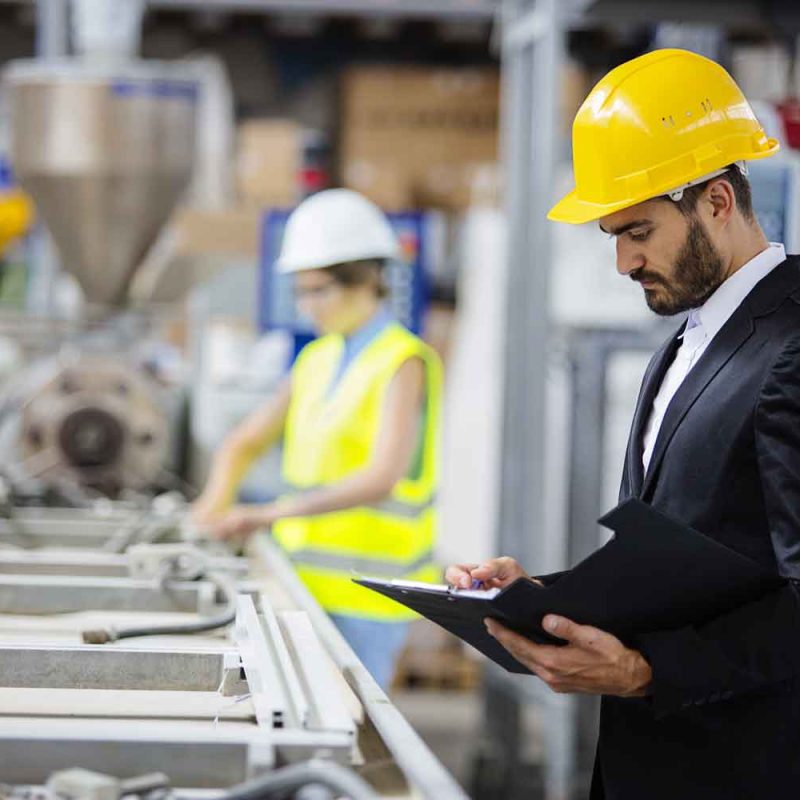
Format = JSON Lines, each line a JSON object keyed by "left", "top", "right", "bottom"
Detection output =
{"left": 4, "top": 61, "right": 197, "bottom": 308}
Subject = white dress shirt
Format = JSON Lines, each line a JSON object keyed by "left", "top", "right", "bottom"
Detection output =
{"left": 642, "top": 242, "right": 787, "bottom": 473}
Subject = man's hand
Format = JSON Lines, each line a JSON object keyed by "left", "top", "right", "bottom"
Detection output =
{"left": 486, "top": 614, "right": 652, "bottom": 697}
{"left": 206, "top": 504, "right": 280, "bottom": 540}
{"left": 445, "top": 557, "right": 533, "bottom": 590}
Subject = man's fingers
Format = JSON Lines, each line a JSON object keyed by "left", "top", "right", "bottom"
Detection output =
{"left": 446, "top": 557, "right": 526, "bottom": 590}
{"left": 485, "top": 618, "right": 523, "bottom": 656}
{"left": 470, "top": 562, "right": 503, "bottom": 581}
{"left": 486, "top": 618, "right": 544, "bottom": 662}
{"left": 542, "top": 615, "right": 608, "bottom": 649}
{"left": 445, "top": 564, "right": 479, "bottom": 588}
{"left": 471, "top": 557, "right": 520, "bottom": 582}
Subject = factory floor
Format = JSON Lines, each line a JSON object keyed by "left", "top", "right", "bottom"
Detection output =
{"left": 391, "top": 688, "right": 483, "bottom": 792}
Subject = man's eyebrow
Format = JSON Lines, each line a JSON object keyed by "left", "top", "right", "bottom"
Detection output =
{"left": 598, "top": 219, "right": 653, "bottom": 236}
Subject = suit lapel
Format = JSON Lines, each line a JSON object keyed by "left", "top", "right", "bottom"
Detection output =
{"left": 623, "top": 332, "right": 682, "bottom": 499}
{"left": 641, "top": 305, "right": 754, "bottom": 499}
{"left": 639, "top": 256, "right": 800, "bottom": 498}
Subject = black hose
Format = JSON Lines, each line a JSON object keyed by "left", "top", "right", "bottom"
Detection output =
{"left": 81, "top": 572, "right": 237, "bottom": 644}
{"left": 180, "top": 760, "right": 377, "bottom": 800}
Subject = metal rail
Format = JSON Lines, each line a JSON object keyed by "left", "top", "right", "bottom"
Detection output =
{"left": 0, "top": 0, "right": 499, "bottom": 19}
{"left": 251, "top": 536, "right": 470, "bottom": 800}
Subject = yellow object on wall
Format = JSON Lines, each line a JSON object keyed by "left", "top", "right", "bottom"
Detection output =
{"left": 0, "top": 189, "right": 34, "bottom": 255}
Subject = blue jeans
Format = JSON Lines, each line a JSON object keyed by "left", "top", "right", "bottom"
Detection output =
{"left": 330, "top": 614, "right": 409, "bottom": 691}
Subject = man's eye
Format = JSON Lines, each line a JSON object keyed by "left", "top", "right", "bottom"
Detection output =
{"left": 629, "top": 230, "right": 651, "bottom": 242}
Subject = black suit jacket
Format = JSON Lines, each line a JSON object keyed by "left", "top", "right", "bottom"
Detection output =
{"left": 591, "top": 256, "right": 800, "bottom": 800}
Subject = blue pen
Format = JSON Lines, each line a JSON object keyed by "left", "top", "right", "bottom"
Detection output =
{"left": 470, "top": 579, "right": 484, "bottom": 590}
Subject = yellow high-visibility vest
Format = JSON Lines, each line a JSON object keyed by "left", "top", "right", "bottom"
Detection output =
{"left": 273, "top": 321, "right": 442, "bottom": 620}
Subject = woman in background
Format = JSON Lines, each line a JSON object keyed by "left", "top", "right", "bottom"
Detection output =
{"left": 192, "top": 189, "right": 442, "bottom": 691}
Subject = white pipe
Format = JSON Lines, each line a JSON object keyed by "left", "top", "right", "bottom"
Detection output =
{"left": 70, "top": 0, "right": 145, "bottom": 60}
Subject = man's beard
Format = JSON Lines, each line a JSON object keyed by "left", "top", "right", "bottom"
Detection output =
{"left": 632, "top": 218, "right": 726, "bottom": 316}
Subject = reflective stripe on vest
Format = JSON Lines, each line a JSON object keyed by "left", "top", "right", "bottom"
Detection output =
{"left": 277, "top": 481, "right": 437, "bottom": 520}
{"left": 287, "top": 547, "right": 435, "bottom": 579}
{"left": 273, "top": 322, "right": 442, "bottom": 621}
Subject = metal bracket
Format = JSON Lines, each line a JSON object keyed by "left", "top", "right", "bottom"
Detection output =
{"left": 235, "top": 594, "right": 298, "bottom": 730}
{"left": 278, "top": 611, "right": 355, "bottom": 738}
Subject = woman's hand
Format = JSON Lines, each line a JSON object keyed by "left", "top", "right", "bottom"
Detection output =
{"left": 189, "top": 495, "right": 225, "bottom": 527}
{"left": 206, "top": 504, "right": 281, "bottom": 540}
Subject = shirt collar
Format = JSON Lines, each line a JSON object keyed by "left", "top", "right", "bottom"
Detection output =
{"left": 685, "top": 242, "right": 786, "bottom": 340}
{"left": 342, "top": 305, "right": 393, "bottom": 356}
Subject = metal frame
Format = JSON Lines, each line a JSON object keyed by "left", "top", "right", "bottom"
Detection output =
{"left": 34, "top": 0, "right": 69, "bottom": 58}
{"left": 251, "top": 536, "right": 471, "bottom": 800}
{"left": 0, "top": 643, "right": 231, "bottom": 690}
{"left": 235, "top": 593, "right": 305, "bottom": 732}
{"left": 479, "top": 2, "right": 569, "bottom": 798}
{"left": 0, "top": 573, "right": 224, "bottom": 614}
{"left": 147, "top": 0, "right": 499, "bottom": 19}
{"left": 562, "top": 326, "right": 669, "bottom": 792}
{"left": 0, "top": 578, "right": 357, "bottom": 785}
{"left": 0, "top": 549, "right": 248, "bottom": 577}
{"left": 0, "top": 721, "right": 273, "bottom": 787}
{"left": 7, "top": 0, "right": 498, "bottom": 20}
{"left": 0, "top": 501, "right": 467, "bottom": 797}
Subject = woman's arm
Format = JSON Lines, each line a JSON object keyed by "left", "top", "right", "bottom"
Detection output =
{"left": 192, "top": 377, "right": 292, "bottom": 520}
{"left": 209, "top": 358, "right": 426, "bottom": 538}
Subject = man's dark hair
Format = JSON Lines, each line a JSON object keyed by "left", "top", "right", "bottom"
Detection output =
{"left": 669, "top": 164, "right": 756, "bottom": 223}
{"left": 326, "top": 259, "right": 389, "bottom": 298}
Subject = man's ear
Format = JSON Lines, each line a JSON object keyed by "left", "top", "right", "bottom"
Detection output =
{"left": 704, "top": 178, "right": 736, "bottom": 225}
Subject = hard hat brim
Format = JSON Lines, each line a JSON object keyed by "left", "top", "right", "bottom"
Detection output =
{"left": 547, "top": 189, "right": 633, "bottom": 225}
{"left": 276, "top": 244, "right": 402, "bottom": 274}
{"left": 548, "top": 140, "right": 781, "bottom": 225}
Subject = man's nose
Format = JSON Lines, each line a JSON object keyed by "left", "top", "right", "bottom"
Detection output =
{"left": 615, "top": 238, "right": 646, "bottom": 276}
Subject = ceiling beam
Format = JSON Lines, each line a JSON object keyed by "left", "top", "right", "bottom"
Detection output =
{"left": 145, "top": 0, "right": 499, "bottom": 20}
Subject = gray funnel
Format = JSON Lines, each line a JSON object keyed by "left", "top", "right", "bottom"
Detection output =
{"left": 4, "top": 61, "right": 197, "bottom": 308}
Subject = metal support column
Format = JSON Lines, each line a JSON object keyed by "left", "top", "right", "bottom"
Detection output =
{"left": 564, "top": 327, "right": 669, "bottom": 794}
{"left": 35, "top": 0, "right": 69, "bottom": 58}
{"left": 496, "top": 0, "right": 562, "bottom": 625}
{"left": 564, "top": 333, "right": 616, "bottom": 797}
{"left": 472, "top": 2, "right": 568, "bottom": 799}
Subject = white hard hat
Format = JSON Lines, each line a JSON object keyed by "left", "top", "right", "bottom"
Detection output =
{"left": 276, "top": 188, "right": 401, "bottom": 274}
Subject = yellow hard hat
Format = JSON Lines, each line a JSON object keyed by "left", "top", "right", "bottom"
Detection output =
{"left": 548, "top": 49, "right": 780, "bottom": 225}
{"left": 0, "top": 189, "right": 34, "bottom": 254}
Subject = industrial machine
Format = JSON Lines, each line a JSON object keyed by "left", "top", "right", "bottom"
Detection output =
{"left": 0, "top": 501, "right": 466, "bottom": 798}
{"left": 0, "top": 7, "right": 468, "bottom": 798}
{"left": 0, "top": 6, "right": 198, "bottom": 500}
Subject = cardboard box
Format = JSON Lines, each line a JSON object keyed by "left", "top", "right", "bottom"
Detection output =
{"left": 340, "top": 66, "right": 500, "bottom": 211}
{"left": 172, "top": 206, "right": 261, "bottom": 258}
{"left": 236, "top": 119, "right": 303, "bottom": 208}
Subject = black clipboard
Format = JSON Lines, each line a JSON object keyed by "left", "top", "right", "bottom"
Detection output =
{"left": 354, "top": 499, "right": 787, "bottom": 674}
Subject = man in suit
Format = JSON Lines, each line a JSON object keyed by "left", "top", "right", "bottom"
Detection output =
{"left": 447, "top": 49, "right": 800, "bottom": 799}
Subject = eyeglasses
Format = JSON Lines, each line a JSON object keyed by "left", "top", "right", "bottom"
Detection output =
{"left": 293, "top": 281, "right": 340, "bottom": 300}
